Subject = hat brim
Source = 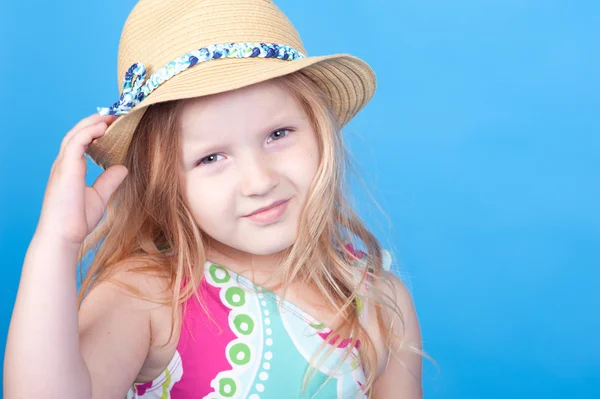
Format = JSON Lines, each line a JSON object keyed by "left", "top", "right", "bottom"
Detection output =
{"left": 86, "top": 54, "right": 376, "bottom": 169}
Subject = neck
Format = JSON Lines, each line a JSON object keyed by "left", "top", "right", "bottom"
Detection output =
{"left": 205, "top": 238, "right": 290, "bottom": 285}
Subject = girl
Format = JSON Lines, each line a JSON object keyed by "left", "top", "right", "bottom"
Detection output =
{"left": 5, "top": 0, "right": 423, "bottom": 398}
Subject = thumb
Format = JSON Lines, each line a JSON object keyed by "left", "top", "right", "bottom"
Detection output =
{"left": 92, "top": 165, "right": 129, "bottom": 207}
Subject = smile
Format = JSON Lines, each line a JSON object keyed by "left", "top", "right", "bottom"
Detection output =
{"left": 243, "top": 199, "right": 290, "bottom": 225}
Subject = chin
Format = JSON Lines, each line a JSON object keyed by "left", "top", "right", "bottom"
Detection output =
{"left": 248, "top": 244, "right": 292, "bottom": 256}
{"left": 246, "top": 237, "right": 295, "bottom": 256}
{"left": 236, "top": 228, "right": 297, "bottom": 256}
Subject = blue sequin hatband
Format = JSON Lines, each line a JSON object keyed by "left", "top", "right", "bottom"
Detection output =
{"left": 97, "top": 42, "right": 307, "bottom": 116}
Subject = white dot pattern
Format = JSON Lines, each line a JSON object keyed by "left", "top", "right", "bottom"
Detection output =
{"left": 257, "top": 290, "right": 273, "bottom": 395}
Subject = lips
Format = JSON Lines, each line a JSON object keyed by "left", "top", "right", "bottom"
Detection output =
{"left": 244, "top": 199, "right": 289, "bottom": 217}
{"left": 242, "top": 199, "right": 291, "bottom": 225}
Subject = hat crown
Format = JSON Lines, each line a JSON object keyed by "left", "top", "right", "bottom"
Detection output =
{"left": 116, "top": 0, "right": 306, "bottom": 92}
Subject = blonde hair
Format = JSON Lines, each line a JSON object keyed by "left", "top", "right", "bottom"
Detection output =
{"left": 78, "top": 71, "right": 422, "bottom": 398}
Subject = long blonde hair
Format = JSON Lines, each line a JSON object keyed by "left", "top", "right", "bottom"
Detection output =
{"left": 78, "top": 71, "right": 419, "bottom": 397}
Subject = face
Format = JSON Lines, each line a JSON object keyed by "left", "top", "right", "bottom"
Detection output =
{"left": 178, "top": 79, "right": 320, "bottom": 257}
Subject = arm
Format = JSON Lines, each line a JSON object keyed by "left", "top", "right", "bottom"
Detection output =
{"left": 4, "top": 235, "right": 93, "bottom": 398}
{"left": 372, "top": 271, "right": 423, "bottom": 399}
{"left": 4, "top": 233, "right": 152, "bottom": 399}
{"left": 3, "top": 113, "right": 147, "bottom": 399}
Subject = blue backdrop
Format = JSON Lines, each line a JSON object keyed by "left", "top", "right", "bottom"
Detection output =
{"left": 1, "top": 0, "right": 598, "bottom": 397}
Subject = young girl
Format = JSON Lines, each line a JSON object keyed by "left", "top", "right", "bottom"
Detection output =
{"left": 5, "top": 0, "right": 423, "bottom": 398}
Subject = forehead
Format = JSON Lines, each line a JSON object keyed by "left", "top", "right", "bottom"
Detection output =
{"left": 178, "top": 79, "right": 304, "bottom": 139}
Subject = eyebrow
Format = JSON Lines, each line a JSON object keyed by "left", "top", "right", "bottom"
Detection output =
{"left": 181, "top": 112, "right": 306, "bottom": 155}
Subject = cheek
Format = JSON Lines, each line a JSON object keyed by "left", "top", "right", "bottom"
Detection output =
{"left": 302, "top": 151, "right": 319, "bottom": 188}
{"left": 295, "top": 134, "right": 320, "bottom": 186}
{"left": 275, "top": 129, "right": 319, "bottom": 174}
{"left": 183, "top": 176, "right": 233, "bottom": 229}
{"left": 274, "top": 147, "right": 318, "bottom": 193}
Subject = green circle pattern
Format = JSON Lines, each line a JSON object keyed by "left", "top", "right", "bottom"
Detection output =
{"left": 225, "top": 286, "right": 246, "bottom": 307}
{"left": 206, "top": 263, "right": 259, "bottom": 398}
{"left": 209, "top": 264, "right": 230, "bottom": 283}
{"left": 229, "top": 342, "right": 251, "bottom": 366}
{"left": 233, "top": 314, "right": 255, "bottom": 335}
{"left": 218, "top": 377, "right": 237, "bottom": 397}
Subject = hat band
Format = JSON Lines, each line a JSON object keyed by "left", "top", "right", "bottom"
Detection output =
{"left": 97, "top": 42, "right": 307, "bottom": 116}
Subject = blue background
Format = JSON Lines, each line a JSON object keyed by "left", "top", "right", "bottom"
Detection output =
{"left": 1, "top": 0, "right": 598, "bottom": 397}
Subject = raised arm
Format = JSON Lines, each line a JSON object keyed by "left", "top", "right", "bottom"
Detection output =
{"left": 3, "top": 114, "right": 148, "bottom": 398}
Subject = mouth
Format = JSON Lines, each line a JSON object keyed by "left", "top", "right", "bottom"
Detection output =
{"left": 244, "top": 199, "right": 289, "bottom": 217}
{"left": 243, "top": 199, "right": 291, "bottom": 225}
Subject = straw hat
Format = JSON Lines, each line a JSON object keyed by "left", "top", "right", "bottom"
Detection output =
{"left": 86, "top": 0, "right": 377, "bottom": 169}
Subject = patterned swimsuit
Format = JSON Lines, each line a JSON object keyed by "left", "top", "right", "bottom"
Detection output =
{"left": 126, "top": 260, "right": 369, "bottom": 399}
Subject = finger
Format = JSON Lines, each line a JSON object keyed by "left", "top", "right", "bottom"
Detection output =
{"left": 91, "top": 165, "right": 129, "bottom": 208}
{"left": 60, "top": 114, "right": 115, "bottom": 154}
{"left": 61, "top": 122, "right": 109, "bottom": 168}
{"left": 59, "top": 114, "right": 116, "bottom": 154}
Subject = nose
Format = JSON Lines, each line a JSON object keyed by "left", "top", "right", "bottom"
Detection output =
{"left": 240, "top": 153, "right": 280, "bottom": 197}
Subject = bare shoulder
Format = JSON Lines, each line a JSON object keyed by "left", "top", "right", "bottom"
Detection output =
{"left": 370, "top": 271, "right": 423, "bottom": 399}
{"left": 79, "top": 262, "right": 171, "bottom": 327}
{"left": 376, "top": 271, "right": 419, "bottom": 324}
{"left": 78, "top": 263, "right": 174, "bottom": 398}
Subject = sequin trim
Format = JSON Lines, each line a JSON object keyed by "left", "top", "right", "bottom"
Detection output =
{"left": 97, "top": 42, "right": 306, "bottom": 117}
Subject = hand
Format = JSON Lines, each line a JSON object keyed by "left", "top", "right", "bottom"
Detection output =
{"left": 36, "top": 114, "right": 128, "bottom": 247}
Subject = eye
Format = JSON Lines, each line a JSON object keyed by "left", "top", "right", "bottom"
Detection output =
{"left": 266, "top": 128, "right": 291, "bottom": 144}
{"left": 197, "top": 153, "right": 224, "bottom": 166}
